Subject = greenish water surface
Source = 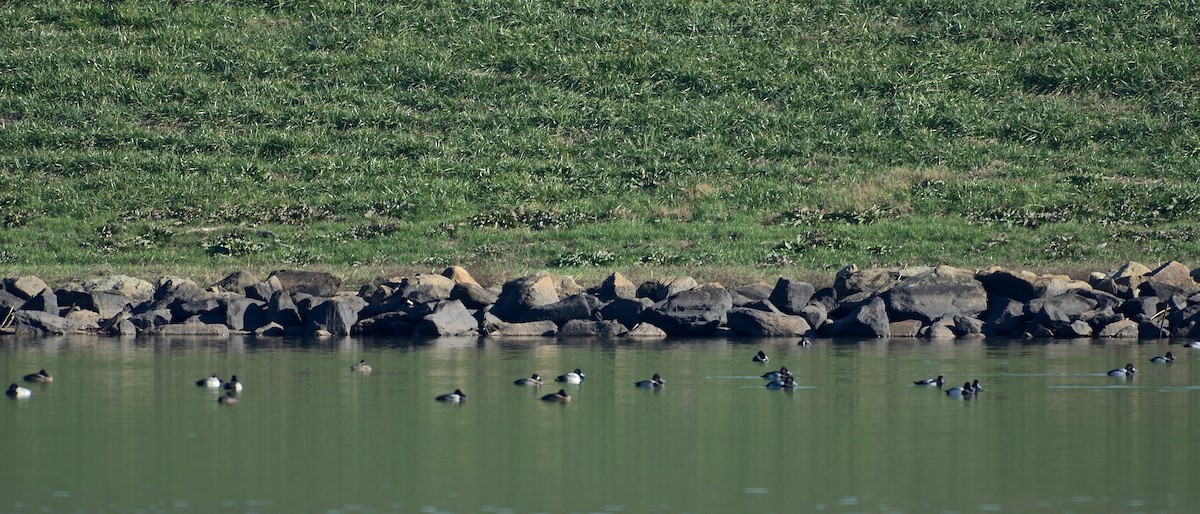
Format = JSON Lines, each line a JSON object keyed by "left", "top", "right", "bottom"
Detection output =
{"left": 1, "top": 336, "right": 1196, "bottom": 513}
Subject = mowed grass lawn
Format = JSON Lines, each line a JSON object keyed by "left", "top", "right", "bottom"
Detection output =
{"left": 1, "top": 0, "right": 1199, "bottom": 285}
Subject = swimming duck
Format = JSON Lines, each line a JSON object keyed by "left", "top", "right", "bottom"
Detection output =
{"left": 217, "top": 392, "right": 238, "bottom": 405}
{"left": 762, "top": 367, "right": 792, "bottom": 381}
{"left": 514, "top": 373, "right": 543, "bottom": 386}
{"left": 22, "top": 369, "right": 53, "bottom": 383}
{"left": 556, "top": 369, "right": 585, "bottom": 384}
{"left": 765, "top": 376, "right": 796, "bottom": 389}
{"left": 1184, "top": 341, "right": 1200, "bottom": 349}
{"left": 797, "top": 337, "right": 812, "bottom": 346}
{"left": 913, "top": 375, "right": 945, "bottom": 387}
{"left": 752, "top": 351, "right": 769, "bottom": 363}
{"left": 971, "top": 379, "right": 983, "bottom": 392}
{"left": 436, "top": 389, "right": 467, "bottom": 403}
{"left": 195, "top": 374, "right": 222, "bottom": 389}
{"left": 6, "top": 383, "right": 32, "bottom": 399}
{"left": 223, "top": 375, "right": 243, "bottom": 392}
{"left": 1108, "top": 363, "right": 1136, "bottom": 377}
{"left": 635, "top": 373, "right": 664, "bottom": 388}
{"left": 1151, "top": 352, "right": 1175, "bottom": 363}
{"left": 946, "top": 382, "right": 974, "bottom": 398}
{"left": 541, "top": 389, "right": 571, "bottom": 402}
{"left": 351, "top": 360, "right": 373, "bottom": 373}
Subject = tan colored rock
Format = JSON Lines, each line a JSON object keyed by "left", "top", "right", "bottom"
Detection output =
{"left": 441, "top": 266, "right": 480, "bottom": 287}
{"left": 625, "top": 322, "right": 668, "bottom": 338}
{"left": 889, "top": 319, "right": 922, "bottom": 337}
{"left": 4, "top": 275, "right": 49, "bottom": 299}
{"left": 1098, "top": 319, "right": 1139, "bottom": 338}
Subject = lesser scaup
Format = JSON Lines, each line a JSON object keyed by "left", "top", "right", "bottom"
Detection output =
{"left": 946, "top": 382, "right": 974, "bottom": 398}
{"left": 752, "top": 351, "right": 769, "bottom": 363}
{"left": 436, "top": 389, "right": 467, "bottom": 403}
{"left": 1151, "top": 352, "right": 1175, "bottom": 363}
{"left": 224, "top": 375, "right": 243, "bottom": 392}
{"left": 762, "top": 367, "right": 792, "bottom": 381}
{"left": 196, "top": 374, "right": 222, "bottom": 389}
{"left": 556, "top": 369, "right": 585, "bottom": 384}
{"left": 914, "top": 375, "right": 945, "bottom": 387}
{"left": 541, "top": 389, "right": 571, "bottom": 402}
{"left": 6, "top": 383, "right": 32, "bottom": 399}
{"left": 1108, "top": 363, "right": 1136, "bottom": 377}
{"left": 765, "top": 376, "right": 796, "bottom": 389}
{"left": 514, "top": 374, "right": 543, "bottom": 386}
{"left": 351, "top": 360, "right": 373, "bottom": 373}
{"left": 217, "top": 392, "right": 238, "bottom": 405}
{"left": 22, "top": 369, "right": 53, "bottom": 383}
{"left": 635, "top": 373, "right": 664, "bottom": 388}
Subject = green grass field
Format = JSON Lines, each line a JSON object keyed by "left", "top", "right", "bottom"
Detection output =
{"left": 2, "top": 1, "right": 1199, "bottom": 285}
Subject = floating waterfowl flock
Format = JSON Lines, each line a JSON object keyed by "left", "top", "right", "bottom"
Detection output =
{"left": 8, "top": 340, "right": 1197, "bottom": 405}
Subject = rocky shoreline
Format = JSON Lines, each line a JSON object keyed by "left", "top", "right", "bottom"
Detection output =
{"left": 2, "top": 261, "right": 1198, "bottom": 340}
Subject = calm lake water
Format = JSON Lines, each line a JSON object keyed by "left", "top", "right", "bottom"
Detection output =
{"left": 2, "top": 335, "right": 1197, "bottom": 514}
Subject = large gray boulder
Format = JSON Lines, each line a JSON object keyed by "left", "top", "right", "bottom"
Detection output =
{"left": 22, "top": 288, "right": 58, "bottom": 314}
{"left": 225, "top": 298, "right": 267, "bottom": 332}
{"left": 147, "top": 321, "right": 231, "bottom": 336}
{"left": 1139, "top": 261, "right": 1198, "bottom": 298}
{"left": 598, "top": 297, "right": 653, "bottom": 328}
{"left": 0, "top": 289, "right": 24, "bottom": 309}
{"left": 518, "top": 293, "right": 603, "bottom": 324}
{"left": 976, "top": 267, "right": 1043, "bottom": 302}
{"left": 486, "top": 320, "right": 558, "bottom": 337}
{"left": 490, "top": 274, "right": 559, "bottom": 322}
{"left": 644, "top": 285, "right": 733, "bottom": 336}
{"left": 415, "top": 300, "right": 478, "bottom": 337}
{"left": 129, "top": 309, "right": 172, "bottom": 330}
{"left": 656, "top": 276, "right": 698, "bottom": 301}
{"left": 625, "top": 322, "right": 669, "bottom": 338}
{"left": 1098, "top": 319, "right": 1139, "bottom": 338}
{"left": 558, "top": 319, "right": 629, "bottom": 337}
{"left": 149, "top": 276, "right": 203, "bottom": 305}
{"left": 799, "top": 303, "right": 828, "bottom": 332}
{"left": 834, "top": 265, "right": 930, "bottom": 298}
{"left": 824, "top": 297, "right": 890, "bottom": 337}
{"left": 82, "top": 291, "right": 141, "bottom": 319}
{"left": 395, "top": 274, "right": 455, "bottom": 304}
{"left": 306, "top": 296, "right": 365, "bottom": 336}
{"left": 3, "top": 275, "right": 49, "bottom": 300}
{"left": 450, "top": 282, "right": 498, "bottom": 309}
{"left": 354, "top": 311, "right": 416, "bottom": 336}
{"left": 735, "top": 282, "right": 774, "bottom": 302}
{"left": 244, "top": 276, "right": 284, "bottom": 302}
{"left": 726, "top": 308, "right": 812, "bottom": 336}
{"left": 641, "top": 276, "right": 698, "bottom": 302}
{"left": 267, "top": 291, "right": 304, "bottom": 327}
{"left": 82, "top": 274, "right": 155, "bottom": 298}
{"left": 768, "top": 278, "right": 815, "bottom": 315}
{"left": 884, "top": 266, "right": 987, "bottom": 323}
{"left": 595, "top": 272, "right": 637, "bottom": 301}
{"left": 7, "top": 310, "right": 71, "bottom": 335}
{"left": 212, "top": 270, "right": 260, "bottom": 295}
{"left": 981, "top": 298, "right": 1028, "bottom": 336}
{"left": 268, "top": 269, "right": 342, "bottom": 297}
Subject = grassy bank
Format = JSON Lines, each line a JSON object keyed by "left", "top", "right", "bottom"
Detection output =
{"left": 2, "top": 1, "right": 1199, "bottom": 285}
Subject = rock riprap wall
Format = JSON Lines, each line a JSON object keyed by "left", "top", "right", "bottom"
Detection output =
{"left": 2, "top": 262, "right": 1197, "bottom": 340}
